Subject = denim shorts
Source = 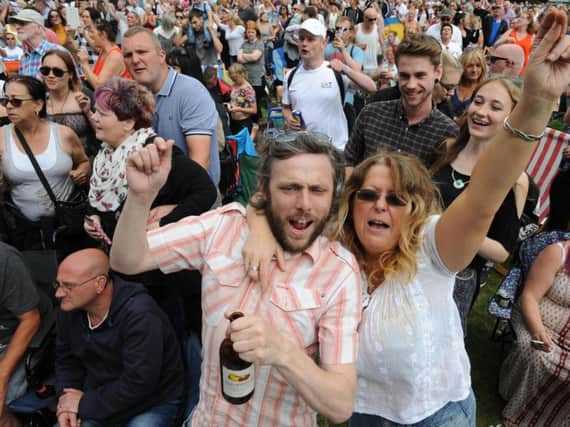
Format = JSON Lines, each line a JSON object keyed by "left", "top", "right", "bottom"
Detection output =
{"left": 349, "top": 389, "right": 476, "bottom": 427}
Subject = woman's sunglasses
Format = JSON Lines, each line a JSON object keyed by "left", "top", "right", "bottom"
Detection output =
{"left": 355, "top": 189, "right": 406, "bottom": 206}
{"left": 39, "top": 66, "right": 68, "bottom": 78}
{"left": 0, "top": 97, "right": 33, "bottom": 107}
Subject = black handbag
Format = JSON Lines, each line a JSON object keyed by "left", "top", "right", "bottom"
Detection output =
{"left": 14, "top": 127, "right": 88, "bottom": 237}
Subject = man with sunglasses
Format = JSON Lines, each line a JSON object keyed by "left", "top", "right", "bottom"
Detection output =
{"left": 354, "top": 7, "right": 383, "bottom": 76}
{"left": 0, "top": 32, "right": 23, "bottom": 61}
{"left": 54, "top": 248, "right": 184, "bottom": 427}
{"left": 487, "top": 43, "right": 524, "bottom": 78}
{"left": 8, "top": 9, "right": 69, "bottom": 80}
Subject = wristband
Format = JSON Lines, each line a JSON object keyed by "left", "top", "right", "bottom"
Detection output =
{"left": 503, "top": 116, "right": 545, "bottom": 142}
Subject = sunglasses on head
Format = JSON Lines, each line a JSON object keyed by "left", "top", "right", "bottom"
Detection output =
{"left": 355, "top": 189, "right": 406, "bottom": 206}
{"left": 39, "top": 66, "right": 68, "bottom": 78}
{"left": 0, "top": 97, "right": 34, "bottom": 107}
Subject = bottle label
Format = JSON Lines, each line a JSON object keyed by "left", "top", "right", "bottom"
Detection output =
{"left": 221, "top": 365, "right": 255, "bottom": 398}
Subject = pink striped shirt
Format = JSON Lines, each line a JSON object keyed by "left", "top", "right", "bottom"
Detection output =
{"left": 148, "top": 203, "right": 361, "bottom": 426}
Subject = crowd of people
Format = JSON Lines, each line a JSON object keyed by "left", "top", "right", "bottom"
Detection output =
{"left": 0, "top": 0, "right": 568, "bottom": 426}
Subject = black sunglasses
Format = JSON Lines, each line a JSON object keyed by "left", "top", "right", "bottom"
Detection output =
{"left": 335, "top": 26, "right": 349, "bottom": 32}
{"left": 39, "top": 66, "right": 68, "bottom": 78}
{"left": 355, "top": 189, "right": 406, "bottom": 206}
{"left": 0, "top": 97, "right": 34, "bottom": 107}
{"left": 365, "top": 16, "right": 377, "bottom": 21}
{"left": 439, "top": 82, "right": 457, "bottom": 92}
{"left": 486, "top": 55, "right": 508, "bottom": 64}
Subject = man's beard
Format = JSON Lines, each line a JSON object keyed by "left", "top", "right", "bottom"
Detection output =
{"left": 265, "top": 193, "right": 329, "bottom": 254}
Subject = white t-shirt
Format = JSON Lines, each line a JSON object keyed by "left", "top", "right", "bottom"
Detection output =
{"left": 0, "top": 45, "right": 23, "bottom": 61}
{"left": 282, "top": 62, "right": 349, "bottom": 150}
{"left": 218, "top": 24, "right": 245, "bottom": 56}
{"left": 426, "top": 23, "right": 463, "bottom": 50}
{"left": 441, "top": 41, "right": 462, "bottom": 60}
{"left": 355, "top": 215, "right": 471, "bottom": 424}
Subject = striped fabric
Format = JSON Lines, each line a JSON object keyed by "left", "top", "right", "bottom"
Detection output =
{"left": 147, "top": 203, "right": 361, "bottom": 427}
{"left": 526, "top": 127, "right": 570, "bottom": 223}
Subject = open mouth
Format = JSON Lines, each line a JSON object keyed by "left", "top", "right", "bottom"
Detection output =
{"left": 471, "top": 117, "right": 489, "bottom": 126}
{"left": 289, "top": 218, "right": 312, "bottom": 231}
{"left": 368, "top": 220, "right": 389, "bottom": 229}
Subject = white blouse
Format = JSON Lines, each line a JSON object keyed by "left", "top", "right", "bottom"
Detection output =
{"left": 355, "top": 215, "right": 471, "bottom": 424}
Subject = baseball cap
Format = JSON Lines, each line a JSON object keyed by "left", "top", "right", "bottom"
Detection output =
{"left": 440, "top": 8, "right": 452, "bottom": 17}
{"left": 8, "top": 9, "right": 45, "bottom": 26}
{"left": 299, "top": 18, "right": 327, "bottom": 38}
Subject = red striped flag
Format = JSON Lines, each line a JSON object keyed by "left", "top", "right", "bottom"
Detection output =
{"left": 526, "top": 127, "right": 570, "bottom": 223}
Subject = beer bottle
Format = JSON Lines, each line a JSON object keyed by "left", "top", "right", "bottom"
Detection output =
{"left": 220, "top": 311, "right": 255, "bottom": 404}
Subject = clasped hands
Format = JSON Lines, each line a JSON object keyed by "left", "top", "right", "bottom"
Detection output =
{"left": 57, "top": 388, "right": 83, "bottom": 427}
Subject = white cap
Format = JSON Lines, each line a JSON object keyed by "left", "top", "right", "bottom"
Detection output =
{"left": 299, "top": 18, "right": 327, "bottom": 38}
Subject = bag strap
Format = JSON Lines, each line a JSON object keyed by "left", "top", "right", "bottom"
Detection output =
{"left": 287, "top": 66, "right": 345, "bottom": 106}
{"left": 13, "top": 126, "right": 59, "bottom": 206}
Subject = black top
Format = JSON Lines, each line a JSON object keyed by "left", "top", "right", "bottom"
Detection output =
{"left": 433, "top": 163, "right": 521, "bottom": 271}
{"left": 88, "top": 144, "right": 217, "bottom": 239}
{"left": 56, "top": 276, "right": 184, "bottom": 424}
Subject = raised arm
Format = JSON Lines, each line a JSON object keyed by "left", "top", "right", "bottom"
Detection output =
{"left": 436, "top": 10, "right": 570, "bottom": 272}
{"left": 110, "top": 139, "right": 174, "bottom": 274}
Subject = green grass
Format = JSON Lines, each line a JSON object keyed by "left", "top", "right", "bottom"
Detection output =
{"left": 318, "top": 271, "right": 507, "bottom": 427}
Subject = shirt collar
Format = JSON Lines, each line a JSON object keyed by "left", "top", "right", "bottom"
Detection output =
{"left": 157, "top": 67, "right": 178, "bottom": 97}
{"left": 283, "top": 236, "right": 322, "bottom": 264}
{"left": 396, "top": 98, "right": 438, "bottom": 125}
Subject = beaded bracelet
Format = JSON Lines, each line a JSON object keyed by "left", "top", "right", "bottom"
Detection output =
{"left": 503, "top": 116, "right": 545, "bottom": 142}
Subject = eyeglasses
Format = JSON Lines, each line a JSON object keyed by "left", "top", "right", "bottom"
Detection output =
{"left": 439, "top": 81, "right": 458, "bottom": 92}
{"left": 0, "top": 97, "right": 34, "bottom": 107}
{"left": 365, "top": 16, "right": 377, "bottom": 21}
{"left": 355, "top": 189, "right": 406, "bottom": 206}
{"left": 39, "top": 66, "right": 68, "bottom": 78}
{"left": 335, "top": 26, "right": 349, "bottom": 33}
{"left": 486, "top": 55, "right": 508, "bottom": 64}
{"left": 53, "top": 274, "right": 107, "bottom": 292}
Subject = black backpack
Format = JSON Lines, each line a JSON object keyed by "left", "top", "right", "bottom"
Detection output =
{"left": 287, "top": 65, "right": 357, "bottom": 134}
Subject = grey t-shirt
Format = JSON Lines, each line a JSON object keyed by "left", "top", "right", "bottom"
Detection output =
{"left": 241, "top": 39, "right": 265, "bottom": 86}
{"left": 194, "top": 31, "right": 218, "bottom": 67}
{"left": 0, "top": 243, "right": 41, "bottom": 346}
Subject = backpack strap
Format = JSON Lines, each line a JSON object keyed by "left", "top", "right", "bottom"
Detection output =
{"left": 287, "top": 65, "right": 345, "bottom": 107}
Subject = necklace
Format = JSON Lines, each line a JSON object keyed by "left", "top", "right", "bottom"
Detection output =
{"left": 49, "top": 89, "right": 71, "bottom": 115}
{"left": 452, "top": 168, "right": 470, "bottom": 189}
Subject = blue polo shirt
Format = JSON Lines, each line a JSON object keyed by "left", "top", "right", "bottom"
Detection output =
{"left": 154, "top": 67, "right": 220, "bottom": 184}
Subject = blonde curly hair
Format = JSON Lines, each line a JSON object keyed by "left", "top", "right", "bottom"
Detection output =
{"left": 333, "top": 151, "right": 441, "bottom": 287}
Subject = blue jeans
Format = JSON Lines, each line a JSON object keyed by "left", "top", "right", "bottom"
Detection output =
{"left": 185, "top": 334, "right": 202, "bottom": 417}
{"left": 349, "top": 390, "right": 476, "bottom": 427}
{"left": 74, "top": 399, "right": 181, "bottom": 427}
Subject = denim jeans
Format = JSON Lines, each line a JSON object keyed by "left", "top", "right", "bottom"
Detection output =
{"left": 73, "top": 399, "right": 182, "bottom": 427}
{"left": 349, "top": 389, "right": 476, "bottom": 427}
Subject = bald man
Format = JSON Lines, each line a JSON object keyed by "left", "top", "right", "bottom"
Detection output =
{"left": 54, "top": 249, "right": 184, "bottom": 427}
{"left": 487, "top": 44, "right": 525, "bottom": 78}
